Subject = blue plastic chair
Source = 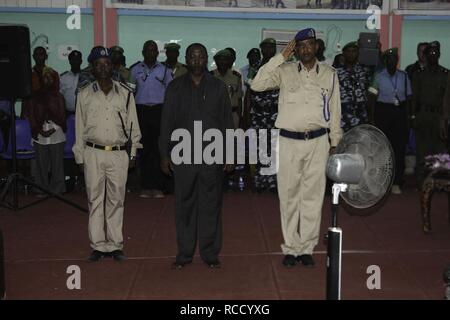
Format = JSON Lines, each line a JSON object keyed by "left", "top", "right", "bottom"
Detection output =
{"left": 64, "top": 115, "right": 75, "bottom": 159}
{"left": 1, "top": 119, "right": 34, "bottom": 160}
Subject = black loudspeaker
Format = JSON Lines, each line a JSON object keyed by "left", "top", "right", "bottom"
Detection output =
{"left": 358, "top": 32, "right": 380, "bottom": 66}
{"left": 0, "top": 24, "right": 32, "bottom": 99}
{"left": 359, "top": 47, "right": 380, "bottom": 66}
{"left": 359, "top": 32, "right": 379, "bottom": 49}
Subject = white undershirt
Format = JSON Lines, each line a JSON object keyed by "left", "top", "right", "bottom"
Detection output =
{"left": 33, "top": 120, "right": 66, "bottom": 145}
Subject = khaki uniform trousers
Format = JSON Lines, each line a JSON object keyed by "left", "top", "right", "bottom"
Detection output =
{"left": 83, "top": 147, "right": 129, "bottom": 252}
{"left": 277, "top": 134, "right": 329, "bottom": 256}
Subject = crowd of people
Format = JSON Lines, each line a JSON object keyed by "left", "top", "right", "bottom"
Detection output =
{"left": 0, "top": 28, "right": 449, "bottom": 267}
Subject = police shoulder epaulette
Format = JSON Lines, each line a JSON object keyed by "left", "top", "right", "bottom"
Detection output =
{"left": 129, "top": 61, "right": 141, "bottom": 70}
{"left": 92, "top": 82, "right": 99, "bottom": 93}
{"left": 232, "top": 70, "right": 242, "bottom": 78}
{"left": 119, "top": 81, "right": 135, "bottom": 92}
{"left": 60, "top": 71, "right": 68, "bottom": 77}
{"left": 78, "top": 81, "right": 91, "bottom": 92}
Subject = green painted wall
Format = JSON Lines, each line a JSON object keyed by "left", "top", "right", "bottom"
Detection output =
{"left": 118, "top": 15, "right": 371, "bottom": 69}
{"left": 0, "top": 12, "right": 94, "bottom": 74}
{"left": 401, "top": 19, "right": 450, "bottom": 70}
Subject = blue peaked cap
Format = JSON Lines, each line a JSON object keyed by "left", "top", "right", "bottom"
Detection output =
{"left": 295, "top": 28, "right": 316, "bottom": 42}
{"left": 88, "top": 46, "right": 111, "bottom": 64}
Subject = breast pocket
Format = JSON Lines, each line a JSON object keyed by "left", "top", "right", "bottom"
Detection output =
{"left": 85, "top": 106, "right": 99, "bottom": 128}
{"left": 285, "top": 83, "right": 300, "bottom": 104}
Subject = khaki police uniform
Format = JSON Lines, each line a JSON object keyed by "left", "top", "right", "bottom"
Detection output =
{"left": 164, "top": 61, "right": 188, "bottom": 79}
{"left": 73, "top": 80, "right": 142, "bottom": 252}
{"left": 251, "top": 53, "right": 342, "bottom": 256}
{"left": 211, "top": 69, "right": 243, "bottom": 128}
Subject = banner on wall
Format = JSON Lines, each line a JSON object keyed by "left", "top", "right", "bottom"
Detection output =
{"left": 399, "top": 0, "right": 450, "bottom": 10}
{"left": 111, "top": 0, "right": 385, "bottom": 12}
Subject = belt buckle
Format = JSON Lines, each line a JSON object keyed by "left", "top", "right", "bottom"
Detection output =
{"left": 105, "top": 145, "right": 112, "bottom": 151}
{"left": 304, "top": 131, "right": 310, "bottom": 140}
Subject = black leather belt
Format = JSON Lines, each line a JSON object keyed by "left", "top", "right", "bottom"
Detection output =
{"left": 86, "top": 142, "right": 126, "bottom": 151}
{"left": 280, "top": 128, "right": 328, "bottom": 141}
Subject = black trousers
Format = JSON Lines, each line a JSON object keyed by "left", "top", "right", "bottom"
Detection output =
{"left": 137, "top": 104, "right": 165, "bottom": 190}
{"left": 374, "top": 102, "right": 408, "bottom": 186}
{"left": 173, "top": 164, "right": 224, "bottom": 264}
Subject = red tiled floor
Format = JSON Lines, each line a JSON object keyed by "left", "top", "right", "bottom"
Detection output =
{"left": 1, "top": 187, "right": 450, "bottom": 300}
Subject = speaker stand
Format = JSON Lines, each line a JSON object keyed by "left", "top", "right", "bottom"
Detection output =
{"left": 0, "top": 98, "right": 87, "bottom": 213}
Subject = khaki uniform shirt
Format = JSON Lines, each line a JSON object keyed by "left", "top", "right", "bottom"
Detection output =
{"left": 251, "top": 53, "right": 342, "bottom": 146}
{"left": 212, "top": 69, "right": 243, "bottom": 108}
{"left": 73, "top": 80, "right": 142, "bottom": 164}
{"left": 172, "top": 62, "right": 188, "bottom": 79}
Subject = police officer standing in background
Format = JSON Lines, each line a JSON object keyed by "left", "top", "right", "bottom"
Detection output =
{"left": 211, "top": 49, "right": 243, "bottom": 129}
{"left": 60, "top": 50, "right": 82, "bottom": 116}
{"left": 163, "top": 43, "right": 188, "bottom": 79}
{"left": 251, "top": 28, "right": 342, "bottom": 268}
{"left": 131, "top": 40, "right": 173, "bottom": 199}
{"left": 369, "top": 48, "right": 412, "bottom": 195}
{"left": 110, "top": 45, "right": 135, "bottom": 89}
{"left": 412, "top": 41, "right": 449, "bottom": 188}
{"left": 405, "top": 42, "right": 428, "bottom": 80}
{"left": 73, "top": 47, "right": 142, "bottom": 262}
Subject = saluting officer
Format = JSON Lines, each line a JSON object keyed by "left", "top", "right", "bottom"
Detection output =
{"left": 251, "top": 28, "right": 342, "bottom": 268}
{"left": 73, "top": 47, "right": 142, "bottom": 262}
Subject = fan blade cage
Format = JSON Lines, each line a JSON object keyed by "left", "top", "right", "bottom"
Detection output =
{"left": 335, "top": 124, "right": 395, "bottom": 209}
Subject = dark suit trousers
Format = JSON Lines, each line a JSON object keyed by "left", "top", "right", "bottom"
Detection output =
{"left": 137, "top": 104, "right": 165, "bottom": 190}
{"left": 173, "top": 164, "right": 224, "bottom": 264}
{"left": 374, "top": 102, "right": 408, "bottom": 186}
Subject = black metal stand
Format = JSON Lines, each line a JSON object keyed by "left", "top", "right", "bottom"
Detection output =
{"left": 0, "top": 98, "right": 87, "bottom": 213}
{"left": 326, "top": 183, "right": 344, "bottom": 300}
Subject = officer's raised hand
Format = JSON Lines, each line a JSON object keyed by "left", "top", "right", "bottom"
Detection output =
{"left": 161, "top": 157, "right": 173, "bottom": 176}
{"left": 282, "top": 39, "right": 296, "bottom": 61}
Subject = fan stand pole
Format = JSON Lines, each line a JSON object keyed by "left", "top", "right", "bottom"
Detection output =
{"left": 326, "top": 183, "right": 347, "bottom": 300}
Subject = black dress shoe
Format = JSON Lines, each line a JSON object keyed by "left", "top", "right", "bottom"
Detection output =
{"left": 297, "top": 254, "right": 315, "bottom": 267}
{"left": 88, "top": 250, "right": 105, "bottom": 262}
{"left": 171, "top": 261, "right": 191, "bottom": 270}
{"left": 282, "top": 255, "right": 298, "bottom": 267}
{"left": 111, "top": 250, "right": 127, "bottom": 262}
{"left": 205, "top": 260, "right": 221, "bottom": 269}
